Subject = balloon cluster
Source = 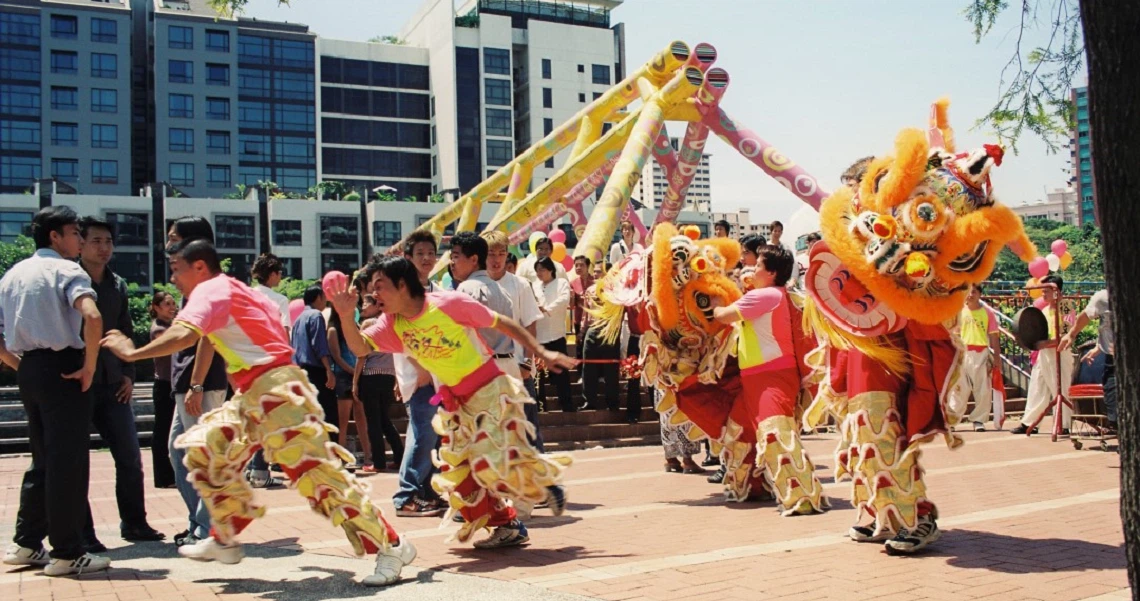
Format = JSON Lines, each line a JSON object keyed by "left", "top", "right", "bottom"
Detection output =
{"left": 1026, "top": 239, "right": 1073, "bottom": 309}
{"left": 528, "top": 229, "right": 574, "bottom": 271}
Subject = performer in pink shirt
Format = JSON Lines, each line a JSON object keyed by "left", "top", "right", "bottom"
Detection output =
{"left": 101, "top": 239, "right": 414, "bottom": 587}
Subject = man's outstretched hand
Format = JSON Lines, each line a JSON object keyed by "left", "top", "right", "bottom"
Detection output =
{"left": 101, "top": 329, "right": 137, "bottom": 362}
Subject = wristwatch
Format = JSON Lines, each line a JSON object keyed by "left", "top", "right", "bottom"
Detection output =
{"left": 189, "top": 384, "right": 205, "bottom": 393}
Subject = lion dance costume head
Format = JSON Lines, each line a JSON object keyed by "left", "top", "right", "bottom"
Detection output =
{"left": 592, "top": 223, "right": 742, "bottom": 440}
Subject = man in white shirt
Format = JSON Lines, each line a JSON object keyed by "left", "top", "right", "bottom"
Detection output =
{"left": 483, "top": 231, "right": 545, "bottom": 451}
{"left": 251, "top": 254, "right": 290, "bottom": 337}
{"left": 608, "top": 220, "right": 645, "bottom": 266}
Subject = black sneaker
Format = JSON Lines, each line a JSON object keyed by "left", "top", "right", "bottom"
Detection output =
{"left": 545, "top": 485, "right": 567, "bottom": 516}
{"left": 173, "top": 529, "right": 190, "bottom": 546}
{"left": 707, "top": 466, "right": 726, "bottom": 484}
{"left": 396, "top": 497, "right": 446, "bottom": 518}
{"left": 884, "top": 517, "right": 941, "bottom": 555}
{"left": 1010, "top": 424, "right": 1038, "bottom": 435}
{"left": 176, "top": 533, "right": 202, "bottom": 548}
{"left": 122, "top": 524, "right": 165, "bottom": 542}
{"left": 701, "top": 456, "right": 721, "bottom": 467}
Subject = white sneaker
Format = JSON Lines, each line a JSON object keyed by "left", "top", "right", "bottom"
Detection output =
{"left": 973, "top": 421, "right": 986, "bottom": 432}
{"left": 363, "top": 538, "right": 417, "bottom": 587}
{"left": 178, "top": 536, "right": 244, "bottom": 564}
{"left": 848, "top": 524, "right": 891, "bottom": 543}
{"left": 43, "top": 553, "right": 110, "bottom": 577}
{"left": 3, "top": 544, "right": 50, "bottom": 566}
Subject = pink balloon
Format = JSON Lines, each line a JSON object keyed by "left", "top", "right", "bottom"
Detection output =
{"left": 288, "top": 298, "right": 305, "bottom": 325}
{"left": 1050, "top": 239, "right": 1068, "bottom": 256}
{"left": 560, "top": 255, "right": 573, "bottom": 270}
{"left": 548, "top": 229, "right": 567, "bottom": 244}
{"left": 1033, "top": 297, "right": 1048, "bottom": 310}
{"left": 322, "top": 270, "right": 348, "bottom": 299}
{"left": 1028, "top": 257, "right": 1050, "bottom": 279}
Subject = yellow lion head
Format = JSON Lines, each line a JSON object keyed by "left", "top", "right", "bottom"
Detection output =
{"left": 810, "top": 99, "right": 1035, "bottom": 331}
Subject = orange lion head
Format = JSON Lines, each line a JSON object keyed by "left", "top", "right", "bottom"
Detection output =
{"left": 809, "top": 99, "right": 1035, "bottom": 332}
{"left": 648, "top": 223, "right": 743, "bottom": 344}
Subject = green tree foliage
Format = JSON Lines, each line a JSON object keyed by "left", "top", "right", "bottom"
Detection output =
{"left": 369, "top": 35, "right": 405, "bottom": 45}
{"left": 0, "top": 235, "right": 33, "bottom": 274}
{"left": 990, "top": 219, "right": 1103, "bottom": 282}
{"left": 274, "top": 277, "right": 316, "bottom": 300}
{"left": 964, "top": 0, "right": 1083, "bottom": 152}
{"left": 208, "top": 0, "right": 289, "bottom": 17}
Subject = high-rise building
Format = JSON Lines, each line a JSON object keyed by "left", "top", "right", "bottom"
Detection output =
{"left": 1011, "top": 187, "right": 1079, "bottom": 227}
{"left": 1, "top": 0, "right": 133, "bottom": 194}
{"left": 401, "top": 0, "right": 625, "bottom": 195}
{"left": 631, "top": 136, "right": 712, "bottom": 214}
{"left": 1071, "top": 86, "right": 1094, "bottom": 225}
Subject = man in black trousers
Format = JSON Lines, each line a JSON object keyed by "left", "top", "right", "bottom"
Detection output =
{"left": 77, "top": 217, "right": 164, "bottom": 547}
{"left": 0, "top": 206, "right": 111, "bottom": 576}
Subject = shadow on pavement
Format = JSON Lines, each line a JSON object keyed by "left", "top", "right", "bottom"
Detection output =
{"left": 936, "top": 530, "right": 1126, "bottom": 572}
{"left": 197, "top": 565, "right": 404, "bottom": 599}
{"left": 101, "top": 537, "right": 302, "bottom": 561}
{"left": 433, "top": 545, "right": 632, "bottom": 574}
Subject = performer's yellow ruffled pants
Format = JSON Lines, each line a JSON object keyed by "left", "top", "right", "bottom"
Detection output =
{"left": 429, "top": 361, "right": 572, "bottom": 543}
{"left": 174, "top": 366, "right": 398, "bottom": 554}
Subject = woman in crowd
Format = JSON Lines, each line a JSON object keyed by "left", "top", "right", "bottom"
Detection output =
{"left": 149, "top": 290, "right": 179, "bottom": 489}
{"left": 328, "top": 303, "right": 369, "bottom": 469}
{"left": 535, "top": 257, "right": 574, "bottom": 412}
{"left": 353, "top": 290, "right": 406, "bottom": 473}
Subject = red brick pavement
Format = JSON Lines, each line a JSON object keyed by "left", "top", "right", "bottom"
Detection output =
{"left": 0, "top": 430, "right": 1131, "bottom": 600}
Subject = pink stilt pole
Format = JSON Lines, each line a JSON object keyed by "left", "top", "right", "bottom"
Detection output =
{"left": 507, "top": 155, "right": 619, "bottom": 245}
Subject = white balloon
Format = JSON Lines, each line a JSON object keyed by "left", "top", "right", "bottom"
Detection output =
{"left": 1046, "top": 253, "right": 1061, "bottom": 272}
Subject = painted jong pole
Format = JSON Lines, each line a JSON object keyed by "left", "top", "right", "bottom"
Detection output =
{"left": 655, "top": 68, "right": 729, "bottom": 225}
{"left": 507, "top": 155, "right": 619, "bottom": 245}
{"left": 703, "top": 106, "right": 829, "bottom": 210}
{"left": 574, "top": 65, "right": 704, "bottom": 263}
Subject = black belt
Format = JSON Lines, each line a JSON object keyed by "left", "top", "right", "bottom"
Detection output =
{"left": 493, "top": 354, "right": 514, "bottom": 359}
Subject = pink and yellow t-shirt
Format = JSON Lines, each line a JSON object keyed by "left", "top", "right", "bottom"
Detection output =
{"left": 959, "top": 305, "right": 998, "bottom": 350}
{"left": 362, "top": 291, "right": 499, "bottom": 387}
{"left": 175, "top": 274, "right": 295, "bottom": 392}
{"left": 731, "top": 287, "right": 796, "bottom": 375}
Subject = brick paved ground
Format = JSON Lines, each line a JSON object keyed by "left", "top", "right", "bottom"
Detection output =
{"left": 0, "top": 429, "right": 1131, "bottom": 601}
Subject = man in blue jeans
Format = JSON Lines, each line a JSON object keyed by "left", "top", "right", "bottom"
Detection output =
{"left": 392, "top": 229, "right": 445, "bottom": 517}
{"left": 77, "top": 217, "right": 164, "bottom": 548}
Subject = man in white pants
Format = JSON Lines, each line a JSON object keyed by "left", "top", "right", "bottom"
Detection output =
{"left": 949, "top": 285, "right": 1003, "bottom": 431}
{"left": 1012, "top": 274, "right": 1073, "bottom": 435}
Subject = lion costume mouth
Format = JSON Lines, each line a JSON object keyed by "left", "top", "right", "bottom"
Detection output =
{"left": 948, "top": 240, "right": 989, "bottom": 272}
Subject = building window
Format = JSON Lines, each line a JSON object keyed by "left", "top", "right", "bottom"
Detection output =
{"left": 541, "top": 58, "right": 551, "bottom": 79}
{"left": 577, "top": 64, "right": 584, "bottom": 73}
{"left": 275, "top": 136, "right": 314, "bottom": 163}
{"left": 578, "top": 92, "right": 586, "bottom": 103}
{"left": 106, "top": 212, "right": 148, "bottom": 246}
{"left": 0, "top": 120, "right": 40, "bottom": 151}
{"left": 0, "top": 84, "right": 39, "bottom": 116}
{"left": 545, "top": 157, "right": 554, "bottom": 169}
{"left": 593, "top": 92, "right": 602, "bottom": 100}
{"left": 0, "top": 211, "right": 33, "bottom": 243}
{"left": 486, "top": 139, "right": 513, "bottom": 167}
{"left": 321, "top": 253, "right": 356, "bottom": 275}
{"left": 1, "top": 48, "right": 39, "bottom": 81}
{"left": 483, "top": 48, "right": 510, "bottom": 75}
{"left": 91, "top": 159, "right": 117, "bottom": 184}
{"left": 280, "top": 257, "right": 302, "bottom": 278}
{"left": 51, "top": 158, "right": 78, "bottom": 183}
{"left": 169, "top": 162, "right": 194, "bottom": 186}
{"left": 207, "top": 164, "right": 231, "bottom": 188}
{"left": 592, "top": 64, "right": 611, "bottom": 85}
{"left": 484, "top": 79, "right": 511, "bottom": 107}
{"left": 51, "top": 122, "right": 78, "bottom": 147}
{"left": 91, "top": 88, "right": 117, "bottom": 113}
{"left": 0, "top": 156, "right": 39, "bottom": 188}
{"left": 91, "top": 53, "right": 116, "bottom": 78}
{"left": 91, "top": 17, "right": 117, "bottom": 43}
{"left": 205, "top": 29, "right": 230, "bottom": 52}
{"left": 373, "top": 221, "right": 401, "bottom": 247}
{"left": 50, "top": 51, "right": 78, "bottom": 75}
{"left": 215, "top": 215, "right": 254, "bottom": 249}
{"left": 206, "top": 130, "right": 230, "bottom": 155}
{"left": 272, "top": 219, "right": 301, "bottom": 246}
{"left": 169, "top": 60, "right": 192, "bottom": 83}
{"left": 51, "top": 86, "right": 78, "bottom": 110}
{"left": 206, "top": 97, "right": 230, "bottom": 120}
{"left": 169, "top": 128, "right": 194, "bottom": 152}
{"left": 91, "top": 124, "right": 117, "bottom": 149}
{"left": 485, "top": 108, "right": 512, "bottom": 137}
{"left": 542, "top": 87, "right": 552, "bottom": 109}
{"left": 109, "top": 251, "right": 148, "bottom": 286}
{"left": 0, "top": 13, "right": 40, "bottom": 46}
{"left": 239, "top": 133, "right": 269, "bottom": 159}
{"left": 169, "top": 93, "right": 193, "bottom": 118}
{"left": 274, "top": 104, "right": 314, "bottom": 132}
{"left": 206, "top": 63, "right": 230, "bottom": 86}
{"left": 320, "top": 215, "right": 359, "bottom": 250}
{"left": 274, "top": 39, "right": 313, "bottom": 68}
{"left": 273, "top": 70, "right": 314, "bottom": 101}
{"left": 543, "top": 118, "right": 553, "bottom": 136}
{"left": 169, "top": 25, "right": 192, "bottom": 49}
{"left": 50, "top": 14, "right": 77, "bottom": 39}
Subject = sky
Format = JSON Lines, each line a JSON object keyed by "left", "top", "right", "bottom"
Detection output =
{"left": 242, "top": 0, "right": 1079, "bottom": 223}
